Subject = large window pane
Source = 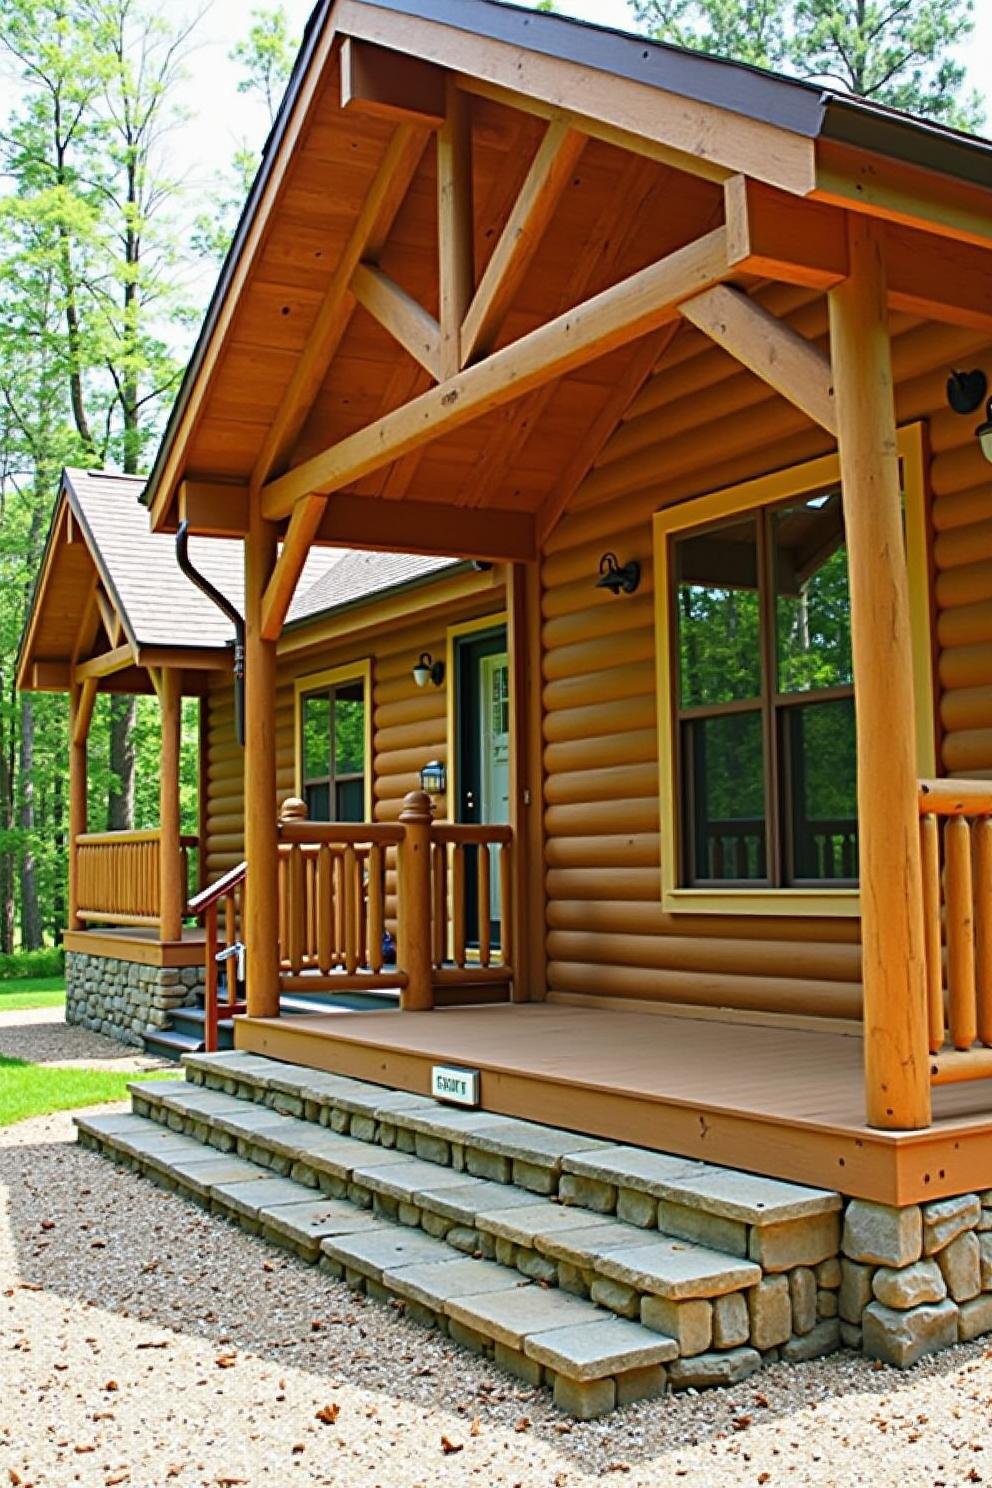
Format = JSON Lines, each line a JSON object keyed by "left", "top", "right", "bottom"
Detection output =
{"left": 675, "top": 517, "right": 762, "bottom": 706}
{"left": 302, "top": 694, "right": 331, "bottom": 781}
{"left": 785, "top": 696, "right": 858, "bottom": 882}
{"left": 336, "top": 777, "right": 364, "bottom": 823}
{"left": 684, "top": 710, "right": 767, "bottom": 882}
{"left": 335, "top": 683, "right": 365, "bottom": 776}
{"left": 304, "top": 781, "right": 330, "bottom": 822}
{"left": 773, "top": 493, "right": 852, "bottom": 694}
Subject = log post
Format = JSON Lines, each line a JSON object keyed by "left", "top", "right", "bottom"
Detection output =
{"left": 68, "top": 683, "right": 89, "bottom": 932}
{"left": 398, "top": 789, "right": 434, "bottom": 1010}
{"left": 158, "top": 667, "right": 184, "bottom": 942}
{"left": 243, "top": 505, "right": 281, "bottom": 1019}
{"left": 828, "top": 215, "right": 931, "bottom": 1130}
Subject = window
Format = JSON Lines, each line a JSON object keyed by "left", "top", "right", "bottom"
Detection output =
{"left": 675, "top": 493, "right": 857, "bottom": 888}
{"left": 653, "top": 426, "right": 934, "bottom": 916}
{"left": 294, "top": 663, "right": 371, "bottom": 822}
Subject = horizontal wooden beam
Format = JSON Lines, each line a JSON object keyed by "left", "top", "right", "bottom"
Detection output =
{"left": 727, "top": 175, "right": 992, "bottom": 334}
{"left": 137, "top": 646, "right": 232, "bottom": 673}
{"left": 27, "top": 661, "right": 72, "bottom": 691}
{"left": 341, "top": 36, "right": 445, "bottom": 128}
{"left": 680, "top": 284, "right": 837, "bottom": 435}
{"left": 461, "top": 116, "right": 587, "bottom": 366}
{"left": 314, "top": 493, "right": 536, "bottom": 563}
{"left": 261, "top": 495, "right": 328, "bottom": 642}
{"left": 75, "top": 643, "right": 136, "bottom": 681}
{"left": 178, "top": 479, "right": 250, "bottom": 537}
{"left": 351, "top": 262, "right": 442, "bottom": 380}
{"left": 263, "top": 225, "right": 731, "bottom": 518}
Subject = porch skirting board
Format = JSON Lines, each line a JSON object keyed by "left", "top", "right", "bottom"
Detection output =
{"left": 66, "top": 948, "right": 204, "bottom": 1049}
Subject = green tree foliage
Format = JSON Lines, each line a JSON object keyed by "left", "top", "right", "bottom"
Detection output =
{"left": 629, "top": 0, "right": 984, "bottom": 127}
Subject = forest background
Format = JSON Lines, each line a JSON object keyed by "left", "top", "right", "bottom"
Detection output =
{"left": 0, "top": 0, "right": 988, "bottom": 957}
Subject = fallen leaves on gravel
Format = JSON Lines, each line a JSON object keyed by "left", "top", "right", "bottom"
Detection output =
{"left": 440, "top": 1436, "right": 463, "bottom": 1455}
{"left": 215, "top": 1352, "right": 237, "bottom": 1368}
{"left": 315, "top": 1402, "right": 340, "bottom": 1425}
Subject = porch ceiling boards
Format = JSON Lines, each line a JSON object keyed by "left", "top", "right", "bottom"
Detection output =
{"left": 235, "top": 1002, "right": 992, "bottom": 1208}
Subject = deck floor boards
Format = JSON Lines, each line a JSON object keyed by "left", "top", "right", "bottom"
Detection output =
{"left": 236, "top": 1003, "right": 992, "bottom": 1205}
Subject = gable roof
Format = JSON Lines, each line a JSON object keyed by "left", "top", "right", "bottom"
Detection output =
{"left": 141, "top": 0, "right": 992, "bottom": 537}
{"left": 18, "top": 467, "right": 461, "bottom": 689}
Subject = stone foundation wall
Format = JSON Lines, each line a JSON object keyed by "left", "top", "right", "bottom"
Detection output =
{"left": 838, "top": 1194, "right": 992, "bottom": 1366}
{"left": 66, "top": 950, "right": 204, "bottom": 1048}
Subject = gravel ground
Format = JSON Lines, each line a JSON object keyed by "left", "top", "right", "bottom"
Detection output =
{"left": 0, "top": 1005, "right": 166, "bottom": 1073}
{"left": 3, "top": 1023, "right": 992, "bottom": 1485}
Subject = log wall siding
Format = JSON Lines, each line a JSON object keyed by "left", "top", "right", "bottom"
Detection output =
{"left": 541, "top": 301, "right": 992, "bottom": 1021}
{"left": 203, "top": 594, "right": 504, "bottom": 886}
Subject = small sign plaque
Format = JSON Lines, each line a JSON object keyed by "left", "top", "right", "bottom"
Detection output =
{"left": 431, "top": 1064, "right": 480, "bottom": 1108}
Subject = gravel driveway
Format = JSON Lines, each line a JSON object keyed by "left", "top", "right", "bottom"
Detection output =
{"left": 2, "top": 1023, "right": 992, "bottom": 1485}
{"left": 0, "top": 1004, "right": 166, "bottom": 1072}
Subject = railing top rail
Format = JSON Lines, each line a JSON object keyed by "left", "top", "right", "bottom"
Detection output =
{"left": 919, "top": 779, "right": 992, "bottom": 817}
{"left": 432, "top": 823, "right": 513, "bottom": 846}
{"left": 278, "top": 821, "right": 405, "bottom": 846}
{"left": 78, "top": 829, "right": 164, "bottom": 846}
{"left": 189, "top": 860, "right": 246, "bottom": 914}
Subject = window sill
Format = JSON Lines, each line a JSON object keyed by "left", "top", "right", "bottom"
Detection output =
{"left": 663, "top": 888, "right": 861, "bottom": 918}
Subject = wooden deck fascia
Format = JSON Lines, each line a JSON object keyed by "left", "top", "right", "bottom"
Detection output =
{"left": 64, "top": 926, "right": 206, "bottom": 969}
{"left": 235, "top": 1008, "right": 992, "bottom": 1208}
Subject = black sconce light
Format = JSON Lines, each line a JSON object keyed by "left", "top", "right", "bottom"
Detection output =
{"left": 596, "top": 551, "right": 640, "bottom": 596}
{"left": 412, "top": 651, "right": 444, "bottom": 687}
{"left": 420, "top": 759, "right": 447, "bottom": 796}
{"left": 945, "top": 370, "right": 992, "bottom": 468}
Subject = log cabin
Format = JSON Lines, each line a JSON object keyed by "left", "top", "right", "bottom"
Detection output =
{"left": 27, "top": 0, "right": 992, "bottom": 1405}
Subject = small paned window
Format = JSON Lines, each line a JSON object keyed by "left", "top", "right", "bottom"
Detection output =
{"left": 300, "top": 678, "right": 366, "bottom": 822}
{"left": 673, "top": 489, "right": 858, "bottom": 888}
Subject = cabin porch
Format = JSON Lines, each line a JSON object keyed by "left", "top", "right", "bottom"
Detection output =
{"left": 233, "top": 1000, "right": 992, "bottom": 1210}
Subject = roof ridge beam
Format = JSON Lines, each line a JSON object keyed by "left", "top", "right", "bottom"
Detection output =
{"left": 262, "top": 223, "right": 732, "bottom": 520}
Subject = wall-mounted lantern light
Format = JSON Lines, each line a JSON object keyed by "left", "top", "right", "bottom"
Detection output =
{"left": 420, "top": 759, "right": 447, "bottom": 796}
{"left": 978, "top": 400, "right": 992, "bottom": 466}
{"left": 596, "top": 551, "right": 641, "bottom": 596}
{"left": 412, "top": 651, "right": 444, "bottom": 687}
{"left": 946, "top": 368, "right": 988, "bottom": 415}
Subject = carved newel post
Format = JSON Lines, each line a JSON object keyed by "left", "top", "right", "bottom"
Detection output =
{"left": 398, "top": 789, "right": 435, "bottom": 1011}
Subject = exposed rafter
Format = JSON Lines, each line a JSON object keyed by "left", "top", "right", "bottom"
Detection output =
{"left": 680, "top": 284, "right": 837, "bottom": 435}
{"left": 351, "top": 262, "right": 442, "bottom": 380}
{"left": 249, "top": 123, "right": 431, "bottom": 492}
{"left": 437, "top": 75, "right": 474, "bottom": 381}
{"left": 460, "top": 116, "right": 586, "bottom": 367}
{"left": 263, "top": 225, "right": 731, "bottom": 519}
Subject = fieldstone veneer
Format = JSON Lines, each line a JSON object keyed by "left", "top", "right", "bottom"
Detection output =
{"left": 66, "top": 949, "right": 203, "bottom": 1048}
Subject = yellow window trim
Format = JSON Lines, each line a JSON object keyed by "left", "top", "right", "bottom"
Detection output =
{"left": 293, "top": 658, "right": 373, "bottom": 820}
{"left": 445, "top": 611, "right": 508, "bottom": 820}
{"left": 652, "top": 422, "right": 934, "bottom": 918}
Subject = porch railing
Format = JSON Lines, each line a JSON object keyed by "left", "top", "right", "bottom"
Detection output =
{"left": 919, "top": 779, "right": 992, "bottom": 1086}
{"left": 193, "top": 793, "right": 514, "bottom": 1044}
{"left": 76, "top": 829, "right": 197, "bottom": 929}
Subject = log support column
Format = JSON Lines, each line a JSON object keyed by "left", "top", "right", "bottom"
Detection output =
{"left": 828, "top": 216, "right": 931, "bottom": 1130}
{"left": 243, "top": 504, "right": 281, "bottom": 1019}
{"left": 68, "top": 684, "right": 90, "bottom": 933}
{"left": 158, "top": 667, "right": 184, "bottom": 942}
{"left": 398, "top": 789, "right": 434, "bottom": 1010}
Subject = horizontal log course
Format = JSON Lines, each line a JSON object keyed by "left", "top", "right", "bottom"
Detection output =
{"left": 546, "top": 928, "right": 860, "bottom": 981}
{"left": 547, "top": 959, "right": 863, "bottom": 1020}
{"left": 545, "top": 897, "right": 862, "bottom": 943}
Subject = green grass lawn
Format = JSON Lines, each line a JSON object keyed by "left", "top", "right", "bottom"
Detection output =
{"left": 0, "top": 976, "right": 66, "bottom": 1012}
{"left": 0, "top": 1053, "right": 177, "bottom": 1127}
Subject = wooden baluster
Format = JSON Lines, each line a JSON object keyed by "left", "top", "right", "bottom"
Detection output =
{"left": 357, "top": 847, "right": 368, "bottom": 969}
{"left": 735, "top": 834, "right": 748, "bottom": 879}
{"left": 287, "top": 843, "right": 305, "bottom": 975}
{"left": 344, "top": 844, "right": 359, "bottom": 974}
{"left": 369, "top": 843, "right": 384, "bottom": 973}
{"left": 712, "top": 837, "right": 724, "bottom": 879}
{"left": 224, "top": 891, "right": 237, "bottom": 1004}
{"left": 333, "top": 850, "right": 345, "bottom": 964}
{"left": 975, "top": 818, "right": 992, "bottom": 1047}
{"left": 946, "top": 815, "right": 977, "bottom": 1051}
{"left": 204, "top": 900, "right": 219, "bottom": 1053}
{"left": 452, "top": 843, "right": 466, "bottom": 968}
{"left": 478, "top": 844, "right": 491, "bottom": 967}
{"left": 920, "top": 813, "right": 945, "bottom": 1054}
{"left": 277, "top": 850, "right": 287, "bottom": 966}
{"left": 316, "top": 844, "right": 333, "bottom": 974}
{"left": 431, "top": 842, "right": 446, "bottom": 967}
{"left": 499, "top": 842, "right": 513, "bottom": 970}
{"left": 306, "top": 850, "right": 317, "bottom": 966}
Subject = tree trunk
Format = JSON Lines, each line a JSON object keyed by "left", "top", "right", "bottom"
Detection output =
{"left": 108, "top": 694, "right": 136, "bottom": 830}
{"left": 18, "top": 696, "right": 42, "bottom": 949}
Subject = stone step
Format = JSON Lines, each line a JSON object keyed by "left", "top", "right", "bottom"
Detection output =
{"left": 75, "top": 1108, "right": 680, "bottom": 1418}
{"left": 125, "top": 1071, "right": 846, "bottom": 1376}
{"left": 178, "top": 1052, "right": 841, "bottom": 1244}
{"left": 141, "top": 1027, "right": 205, "bottom": 1062}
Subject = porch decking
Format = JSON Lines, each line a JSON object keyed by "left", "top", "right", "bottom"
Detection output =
{"left": 235, "top": 1002, "right": 992, "bottom": 1208}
